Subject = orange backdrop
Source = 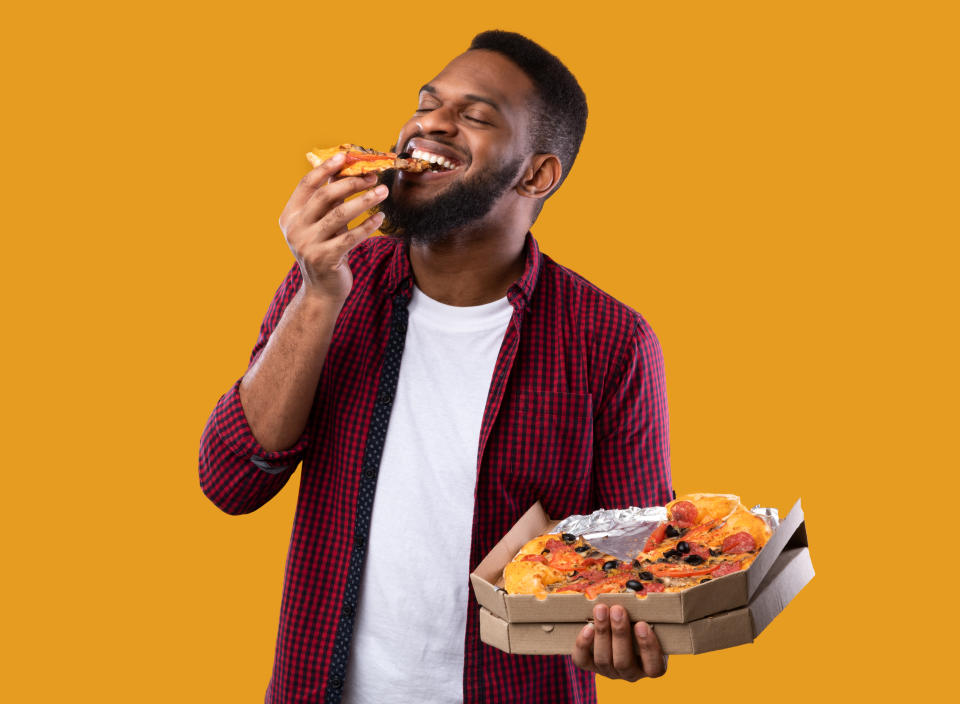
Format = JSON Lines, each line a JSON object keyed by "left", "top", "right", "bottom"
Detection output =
{"left": 3, "top": 1, "right": 956, "bottom": 701}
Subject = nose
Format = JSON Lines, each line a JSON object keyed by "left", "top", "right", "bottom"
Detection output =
{"left": 415, "top": 104, "right": 458, "bottom": 137}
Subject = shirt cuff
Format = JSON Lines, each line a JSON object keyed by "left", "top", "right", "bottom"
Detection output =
{"left": 213, "top": 379, "right": 309, "bottom": 473}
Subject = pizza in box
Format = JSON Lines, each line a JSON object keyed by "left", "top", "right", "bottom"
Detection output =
{"left": 503, "top": 494, "right": 773, "bottom": 599}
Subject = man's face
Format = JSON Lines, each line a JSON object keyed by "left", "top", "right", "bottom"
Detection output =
{"left": 379, "top": 50, "right": 536, "bottom": 244}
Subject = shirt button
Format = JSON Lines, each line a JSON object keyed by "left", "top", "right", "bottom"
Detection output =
{"left": 343, "top": 604, "right": 355, "bottom": 618}
{"left": 330, "top": 677, "right": 343, "bottom": 689}
{"left": 363, "top": 468, "right": 376, "bottom": 479}
{"left": 355, "top": 533, "right": 366, "bottom": 548}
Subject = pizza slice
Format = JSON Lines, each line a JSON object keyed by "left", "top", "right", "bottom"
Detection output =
{"left": 503, "top": 533, "right": 666, "bottom": 599}
{"left": 305, "top": 143, "right": 440, "bottom": 176}
{"left": 635, "top": 493, "right": 773, "bottom": 591}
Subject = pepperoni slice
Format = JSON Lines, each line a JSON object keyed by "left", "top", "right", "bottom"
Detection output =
{"left": 670, "top": 500, "right": 698, "bottom": 524}
{"left": 710, "top": 560, "right": 743, "bottom": 577}
{"left": 721, "top": 531, "right": 757, "bottom": 554}
{"left": 521, "top": 554, "right": 546, "bottom": 564}
{"left": 644, "top": 582, "right": 665, "bottom": 593}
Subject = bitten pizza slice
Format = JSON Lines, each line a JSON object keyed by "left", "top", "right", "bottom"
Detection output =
{"left": 635, "top": 493, "right": 773, "bottom": 591}
{"left": 305, "top": 143, "right": 440, "bottom": 176}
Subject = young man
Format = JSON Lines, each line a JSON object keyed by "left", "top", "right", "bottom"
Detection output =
{"left": 200, "top": 30, "right": 672, "bottom": 704}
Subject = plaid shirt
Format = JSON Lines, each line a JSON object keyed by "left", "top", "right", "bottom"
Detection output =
{"left": 199, "top": 232, "right": 672, "bottom": 703}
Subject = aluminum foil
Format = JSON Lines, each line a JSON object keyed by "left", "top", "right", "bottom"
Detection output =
{"left": 551, "top": 504, "right": 780, "bottom": 562}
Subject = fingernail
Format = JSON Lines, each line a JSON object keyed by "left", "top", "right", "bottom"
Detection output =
{"left": 636, "top": 622, "right": 649, "bottom": 638}
{"left": 595, "top": 605, "right": 608, "bottom": 622}
{"left": 330, "top": 152, "right": 345, "bottom": 163}
{"left": 374, "top": 185, "right": 388, "bottom": 196}
{"left": 581, "top": 623, "right": 594, "bottom": 638}
{"left": 611, "top": 607, "right": 624, "bottom": 624}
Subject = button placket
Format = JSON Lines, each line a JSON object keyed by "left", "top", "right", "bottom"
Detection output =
{"left": 324, "top": 294, "right": 409, "bottom": 703}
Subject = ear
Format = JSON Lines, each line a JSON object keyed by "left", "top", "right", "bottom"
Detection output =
{"left": 516, "top": 154, "right": 562, "bottom": 201}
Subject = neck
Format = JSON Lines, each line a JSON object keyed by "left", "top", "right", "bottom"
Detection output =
{"left": 406, "top": 226, "right": 528, "bottom": 306}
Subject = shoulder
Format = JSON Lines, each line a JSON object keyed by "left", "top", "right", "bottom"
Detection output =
{"left": 535, "top": 253, "right": 661, "bottom": 361}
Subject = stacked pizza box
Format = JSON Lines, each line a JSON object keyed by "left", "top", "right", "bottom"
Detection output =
{"left": 470, "top": 499, "right": 813, "bottom": 655}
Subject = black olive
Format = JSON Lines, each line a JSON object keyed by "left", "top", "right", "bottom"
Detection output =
{"left": 655, "top": 557, "right": 669, "bottom": 563}
{"left": 625, "top": 580, "right": 643, "bottom": 592}
{"left": 709, "top": 549, "right": 720, "bottom": 557}
{"left": 568, "top": 571, "right": 579, "bottom": 577}
{"left": 637, "top": 571, "right": 654, "bottom": 581}
{"left": 683, "top": 555, "right": 705, "bottom": 565}
{"left": 632, "top": 559, "right": 643, "bottom": 569}
{"left": 574, "top": 545, "right": 589, "bottom": 553}
{"left": 676, "top": 541, "right": 690, "bottom": 554}
{"left": 561, "top": 533, "right": 576, "bottom": 543}
{"left": 397, "top": 152, "right": 411, "bottom": 159}
{"left": 655, "top": 578, "right": 664, "bottom": 583}
{"left": 586, "top": 550, "right": 601, "bottom": 558}
{"left": 541, "top": 549, "right": 550, "bottom": 554}
{"left": 664, "top": 549, "right": 681, "bottom": 559}
{"left": 602, "top": 560, "right": 620, "bottom": 571}
{"left": 665, "top": 524, "right": 680, "bottom": 538}
{"left": 699, "top": 577, "right": 712, "bottom": 583}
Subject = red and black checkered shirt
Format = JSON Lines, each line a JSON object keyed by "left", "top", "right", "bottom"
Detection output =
{"left": 199, "top": 232, "right": 672, "bottom": 703}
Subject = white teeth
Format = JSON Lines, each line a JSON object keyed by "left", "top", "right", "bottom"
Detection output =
{"left": 410, "top": 147, "right": 459, "bottom": 169}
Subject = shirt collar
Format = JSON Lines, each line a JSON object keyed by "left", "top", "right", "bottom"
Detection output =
{"left": 385, "top": 232, "right": 542, "bottom": 310}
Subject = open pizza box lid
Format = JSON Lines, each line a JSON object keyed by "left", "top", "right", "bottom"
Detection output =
{"left": 470, "top": 498, "right": 808, "bottom": 624}
{"left": 479, "top": 543, "right": 815, "bottom": 655}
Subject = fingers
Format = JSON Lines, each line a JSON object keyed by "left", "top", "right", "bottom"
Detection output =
{"left": 570, "top": 606, "right": 669, "bottom": 682}
{"left": 286, "top": 153, "right": 347, "bottom": 213}
{"left": 571, "top": 622, "right": 597, "bottom": 674}
{"left": 610, "top": 606, "right": 645, "bottom": 681}
{"left": 634, "top": 621, "right": 667, "bottom": 678}
{"left": 591, "top": 604, "right": 615, "bottom": 678}
{"left": 322, "top": 211, "right": 385, "bottom": 263}
{"left": 306, "top": 183, "right": 387, "bottom": 241}
{"left": 299, "top": 173, "right": 378, "bottom": 225}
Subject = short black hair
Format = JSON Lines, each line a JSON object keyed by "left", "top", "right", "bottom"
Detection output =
{"left": 468, "top": 30, "right": 588, "bottom": 200}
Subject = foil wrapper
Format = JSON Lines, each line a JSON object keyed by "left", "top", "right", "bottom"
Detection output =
{"left": 551, "top": 505, "right": 780, "bottom": 562}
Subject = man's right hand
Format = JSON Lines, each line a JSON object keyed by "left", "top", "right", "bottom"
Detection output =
{"left": 278, "top": 152, "right": 389, "bottom": 305}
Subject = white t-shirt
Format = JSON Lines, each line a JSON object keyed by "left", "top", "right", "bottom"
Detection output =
{"left": 342, "top": 284, "right": 514, "bottom": 704}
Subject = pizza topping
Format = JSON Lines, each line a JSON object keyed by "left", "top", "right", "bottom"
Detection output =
{"left": 665, "top": 524, "right": 681, "bottom": 538}
{"left": 602, "top": 560, "right": 620, "bottom": 571}
{"left": 625, "top": 580, "right": 643, "bottom": 592}
{"left": 721, "top": 531, "right": 757, "bottom": 554}
{"left": 637, "top": 571, "right": 654, "bottom": 581}
{"left": 683, "top": 555, "right": 705, "bottom": 565}
{"left": 710, "top": 560, "right": 743, "bottom": 577}
{"left": 670, "top": 500, "right": 699, "bottom": 524}
{"left": 561, "top": 533, "right": 576, "bottom": 543}
{"left": 676, "top": 541, "right": 690, "bottom": 554}
{"left": 663, "top": 548, "right": 682, "bottom": 559}
{"left": 574, "top": 545, "right": 589, "bottom": 553}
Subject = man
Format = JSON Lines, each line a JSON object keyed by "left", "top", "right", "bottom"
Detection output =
{"left": 200, "top": 30, "right": 672, "bottom": 703}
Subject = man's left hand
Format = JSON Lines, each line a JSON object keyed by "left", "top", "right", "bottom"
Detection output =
{"left": 571, "top": 604, "right": 668, "bottom": 681}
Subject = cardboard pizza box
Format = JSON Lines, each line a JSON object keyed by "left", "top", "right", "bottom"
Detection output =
{"left": 470, "top": 498, "right": 809, "bottom": 624}
{"left": 478, "top": 544, "right": 815, "bottom": 655}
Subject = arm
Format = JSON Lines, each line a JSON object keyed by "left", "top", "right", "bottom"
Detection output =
{"left": 198, "top": 153, "right": 389, "bottom": 515}
{"left": 572, "top": 317, "right": 673, "bottom": 679}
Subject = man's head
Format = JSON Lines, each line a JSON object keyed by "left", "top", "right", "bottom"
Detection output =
{"left": 379, "top": 30, "right": 588, "bottom": 245}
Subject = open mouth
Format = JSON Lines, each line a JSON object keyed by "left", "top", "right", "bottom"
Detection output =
{"left": 399, "top": 141, "right": 466, "bottom": 173}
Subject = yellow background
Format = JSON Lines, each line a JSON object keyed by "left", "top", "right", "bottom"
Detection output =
{"left": 3, "top": 1, "right": 956, "bottom": 701}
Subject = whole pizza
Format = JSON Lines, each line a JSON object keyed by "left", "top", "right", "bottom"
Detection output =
{"left": 503, "top": 494, "right": 773, "bottom": 598}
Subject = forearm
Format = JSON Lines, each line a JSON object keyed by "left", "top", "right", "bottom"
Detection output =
{"left": 239, "top": 286, "right": 344, "bottom": 452}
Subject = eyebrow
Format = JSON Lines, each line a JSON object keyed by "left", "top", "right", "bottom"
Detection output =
{"left": 419, "top": 84, "right": 503, "bottom": 113}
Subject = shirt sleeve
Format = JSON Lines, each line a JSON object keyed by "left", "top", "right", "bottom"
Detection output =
{"left": 198, "top": 264, "right": 309, "bottom": 515}
{"left": 592, "top": 317, "right": 673, "bottom": 509}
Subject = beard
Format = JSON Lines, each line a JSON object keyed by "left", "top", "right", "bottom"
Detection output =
{"left": 377, "top": 156, "right": 524, "bottom": 245}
